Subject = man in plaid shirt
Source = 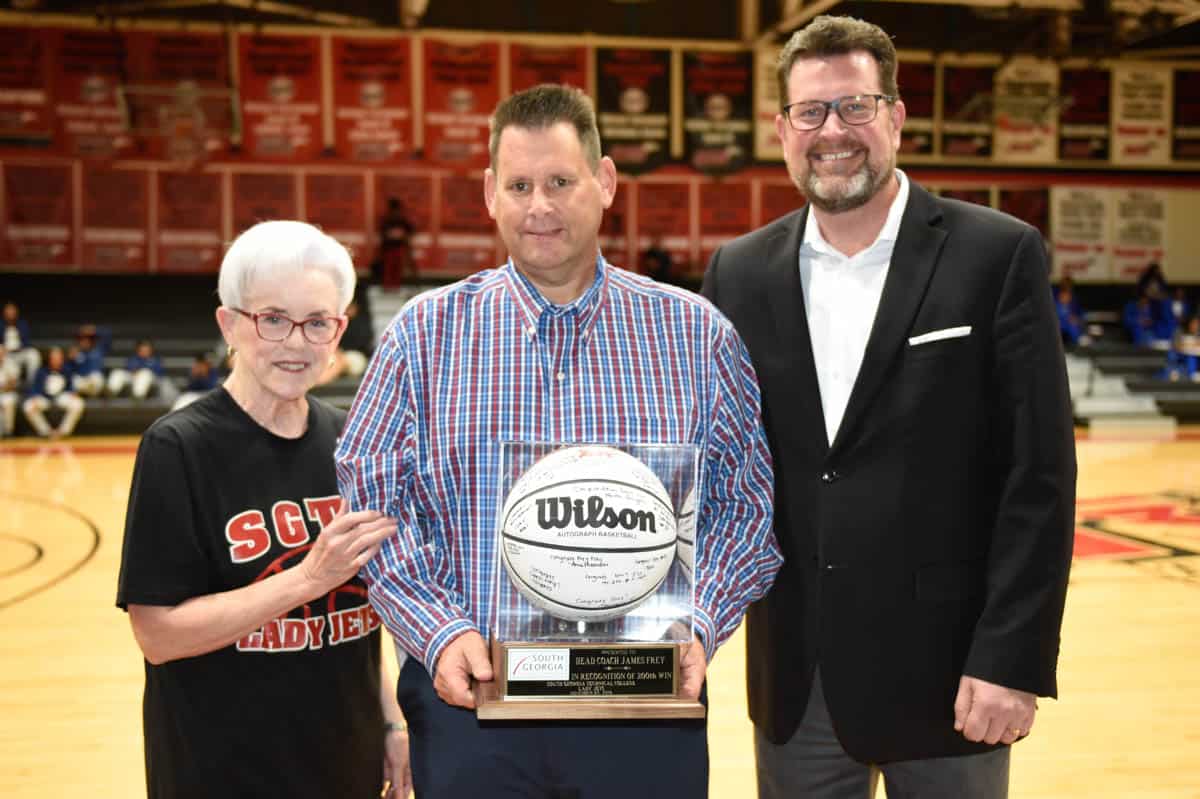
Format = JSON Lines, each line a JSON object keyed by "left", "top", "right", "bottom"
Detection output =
{"left": 336, "top": 84, "right": 781, "bottom": 799}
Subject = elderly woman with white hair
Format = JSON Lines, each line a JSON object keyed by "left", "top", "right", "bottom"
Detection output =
{"left": 116, "top": 221, "right": 411, "bottom": 799}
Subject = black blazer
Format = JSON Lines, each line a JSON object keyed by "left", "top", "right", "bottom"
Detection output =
{"left": 702, "top": 182, "right": 1076, "bottom": 763}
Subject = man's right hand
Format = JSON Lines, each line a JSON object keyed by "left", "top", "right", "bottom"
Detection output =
{"left": 433, "top": 630, "right": 493, "bottom": 708}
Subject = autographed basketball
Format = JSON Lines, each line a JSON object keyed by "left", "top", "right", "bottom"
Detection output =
{"left": 500, "top": 445, "right": 677, "bottom": 622}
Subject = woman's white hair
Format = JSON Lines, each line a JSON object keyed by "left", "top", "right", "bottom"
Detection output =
{"left": 218, "top": 221, "right": 356, "bottom": 313}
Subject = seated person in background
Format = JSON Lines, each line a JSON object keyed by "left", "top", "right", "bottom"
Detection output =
{"left": 1054, "top": 277, "right": 1090, "bottom": 347}
{"left": 641, "top": 238, "right": 678, "bottom": 285}
{"left": 377, "top": 197, "right": 415, "bottom": 287}
{"left": 1123, "top": 292, "right": 1170, "bottom": 349}
{"left": 68, "top": 324, "right": 111, "bottom": 397}
{"left": 1162, "top": 287, "right": 1192, "bottom": 339}
{"left": 0, "top": 347, "right": 20, "bottom": 437}
{"left": 3, "top": 301, "right": 40, "bottom": 381}
{"left": 1136, "top": 261, "right": 1168, "bottom": 302}
{"left": 318, "top": 297, "right": 375, "bottom": 385}
{"left": 23, "top": 346, "right": 85, "bottom": 439}
{"left": 1163, "top": 315, "right": 1200, "bottom": 382}
{"left": 107, "top": 339, "right": 176, "bottom": 402}
{"left": 170, "top": 352, "right": 222, "bottom": 412}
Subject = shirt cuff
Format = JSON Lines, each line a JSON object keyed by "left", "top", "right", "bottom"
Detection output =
{"left": 692, "top": 606, "right": 717, "bottom": 663}
{"left": 422, "top": 617, "right": 481, "bottom": 675}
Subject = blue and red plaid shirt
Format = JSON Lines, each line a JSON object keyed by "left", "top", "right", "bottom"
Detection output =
{"left": 335, "top": 256, "right": 781, "bottom": 673}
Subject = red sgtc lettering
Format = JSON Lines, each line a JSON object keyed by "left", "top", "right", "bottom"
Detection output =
{"left": 304, "top": 495, "right": 343, "bottom": 529}
{"left": 225, "top": 495, "right": 345, "bottom": 562}
{"left": 226, "top": 510, "right": 270, "bottom": 563}
{"left": 273, "top": 501, "right": 309, "bottom": 547}
{"left": 327, "top": 604, "right": 382, "bottom": 645}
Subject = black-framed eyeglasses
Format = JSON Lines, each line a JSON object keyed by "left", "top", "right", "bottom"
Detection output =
{"left": 230, "top": 308, "right": 345, "bottom": 344}
{"left": 782, "top": 94, "right": 896, "bottom": 132}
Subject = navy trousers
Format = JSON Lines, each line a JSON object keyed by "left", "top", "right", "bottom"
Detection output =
{"left": 398, "top": 657, "right": 708, "bottom": 798}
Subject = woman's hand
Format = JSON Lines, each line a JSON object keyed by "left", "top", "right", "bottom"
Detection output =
{"left": 382, "top": 723, "right": 412, "bottom": 798}
{"left": 301, "top": 500, "right": 396, "bottom": 593}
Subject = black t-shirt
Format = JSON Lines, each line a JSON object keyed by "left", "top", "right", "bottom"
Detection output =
{"left": 117, "top": 388, "right": 384, "bottom": 799}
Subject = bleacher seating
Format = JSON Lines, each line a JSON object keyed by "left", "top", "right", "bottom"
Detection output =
{"left": 6, "top": 274, "right": 1200, "bottom": 435}
{"left": 3, "top": 275, "right": 430, "bottom": 437}
{"left": 1066, "top": 302, "right": 1200, "bottom": 429}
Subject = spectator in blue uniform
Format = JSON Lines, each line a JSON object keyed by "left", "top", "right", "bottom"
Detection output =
{"left": 1161, "top": 287, "right": 1192, "bottom": 339}
{"left": 170, "top": 352, "right": 222, "bottom": 411}
{"left": 108, "top": 339, "right": 176, "bottom": 402}
{"left": 0, "top": 347, "right": 20, "bottom": 437}
{"left": 2, "top": 301, "right": 40, "bottom": 381}
{"left": 68, "top": 324, "right": 111, "bottom": 397}
{"left": 1163, "top": 315, "right": 1200, "bottom": 382}
{"left": 23, "top": 346, "right": 85, "bottom": 438}
{"left": 1123, "top": 293, "right": 1168, "bottom": 349}
{"left": 1054, "top": 277, "right": 1089, "bottom": 348}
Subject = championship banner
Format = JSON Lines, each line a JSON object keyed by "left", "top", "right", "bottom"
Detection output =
{"left": 897, "top": 61, "right": 935, "bottom": 156}
{"left": 331, "top": 35, "right": 413, "bottom": 162}
{"left": 422, "top": 39, "right": 498, "bottom": 168}
{"left": 941, "top": 63, "right": 995, "bottom": 158}
{"left": 993, "top": 58, "right": 1059, "bottom": 163}
{"left": 759, "top": 180, "right": 800, "bottom": 227}
{"left": 49, "top": 28, "right": 132, "bottom": 159}
{"left": 305, "top": 173, "right": 367, "bottom": 253}
{"left": 753, "top": 42, "right": 782, "bottom": 162}
{"left": 682, "top": 51, "right": 752, "bottom": 175}
{"left": 81, "top": 167, "right": 148, "bottom": 273}
{"left": 1111, "top": 64, "right": 1172, "bottom": 166}
{"left": 596, "top": 48, "right": 670, "bottom": 175}
{"left": 698, "top": 180, "right": 751, "bottom": 268}
{"left": 1059, "top": 67, "right": 1110, "bottom": 162}
{"left": 598, "top": 182, "right": 631, "bottom": 269}
{"left": 0, "top": 28, "right": 53, "bottom": 149}
{"left": 938, "top": 187, "right": 992, "bottom": 207}
{"left": 509, "top": 43, "right": 588, "bottom": 93}
{"left": 1111, "top": 188, "right": 1167, "bottom": 279}
{"left": 1050, "top": 186, "right": 1111, "bottom": 282}
{"left": 635, "top": 180, "right": 691, "bottom": 271}
{"left": 156, "top": 171, "right": 223, "bottom": 273}
{"left": 376, "top": 172, "right": 434, "bottom": 272}
{"left": 237, "top": 33, "right": 323, "bottom": 161}
{"left": 437, "top": 172, "right": 495, "bottom": 276}
{"left": 2, "top": 162, "right": 73, "bottom": 268}
{"left": 232, "top": 172, "right": 298, "bottom": 233}
{"left": 998, "top": 187, "right": 1049, "bottom": 236}
{"left": 1172, "top": 69, "right": 1200, "bottom": 162}
{"left": 122, "top": 30, "right": 234, "bottom": 163}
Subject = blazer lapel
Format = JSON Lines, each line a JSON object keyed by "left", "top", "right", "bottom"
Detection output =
{"left": 829, "top": 184, "right": 948, "bottom": 457}
{"left": 764, "top": 206, "right": 829, "bottom": 456}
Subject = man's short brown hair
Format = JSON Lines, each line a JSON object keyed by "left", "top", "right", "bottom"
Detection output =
{"left": 776, "top": 15, "right": 899, "bottom": 106}
{"left": 489, "top": 84, "right": 602, "bottom": 170}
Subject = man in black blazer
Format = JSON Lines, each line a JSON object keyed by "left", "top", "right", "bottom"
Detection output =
{"left": 701, "top": 16, "right": 1075, "bottom": 798}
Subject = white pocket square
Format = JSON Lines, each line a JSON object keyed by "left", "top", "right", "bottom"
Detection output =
{"left": 908, "top": 326, "right": 972, "bottom": 346}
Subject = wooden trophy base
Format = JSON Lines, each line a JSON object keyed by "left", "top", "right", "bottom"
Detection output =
{"left": 474, "top": 637, "right": 706, "bottom": 720}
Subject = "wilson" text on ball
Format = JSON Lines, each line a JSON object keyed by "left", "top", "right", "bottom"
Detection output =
{"left": 536, "top": 496, "right": 658, "bottom": 533}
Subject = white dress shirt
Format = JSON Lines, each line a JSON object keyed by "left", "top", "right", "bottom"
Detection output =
{"left": 800, "top": 169, "right": 910, "bottom": 446}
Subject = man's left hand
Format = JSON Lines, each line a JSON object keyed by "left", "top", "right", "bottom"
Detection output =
{"left": 679, "top": 635, "right": 707, "bottom": 701}
{"left": 953, "top": 675, "right": 1037, "bottom": 745}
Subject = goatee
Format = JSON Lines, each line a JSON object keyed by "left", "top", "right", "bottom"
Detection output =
{"left": 797, "top": 157, "right": 893, "bottom": 214}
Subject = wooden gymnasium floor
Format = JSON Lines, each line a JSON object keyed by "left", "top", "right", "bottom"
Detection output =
{"left": 2, "top": 430, "right": 1199, "bottom": 798}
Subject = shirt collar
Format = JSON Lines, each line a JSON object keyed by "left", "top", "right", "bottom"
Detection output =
{"left": 502, "top": 253, "right": 609, "bottom": 337}
{"left": 802, "top": 168, "right": 910, "bottom": 259}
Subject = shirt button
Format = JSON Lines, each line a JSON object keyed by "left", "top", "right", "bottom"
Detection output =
{"left": 556, "top": 372, "right": 565, "bottom": 382}
{"left": 821, "top": 470, "right": 841, "bottom": 483}
{"left": 527, "top": 327, "right": 535, "bottom": 339}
